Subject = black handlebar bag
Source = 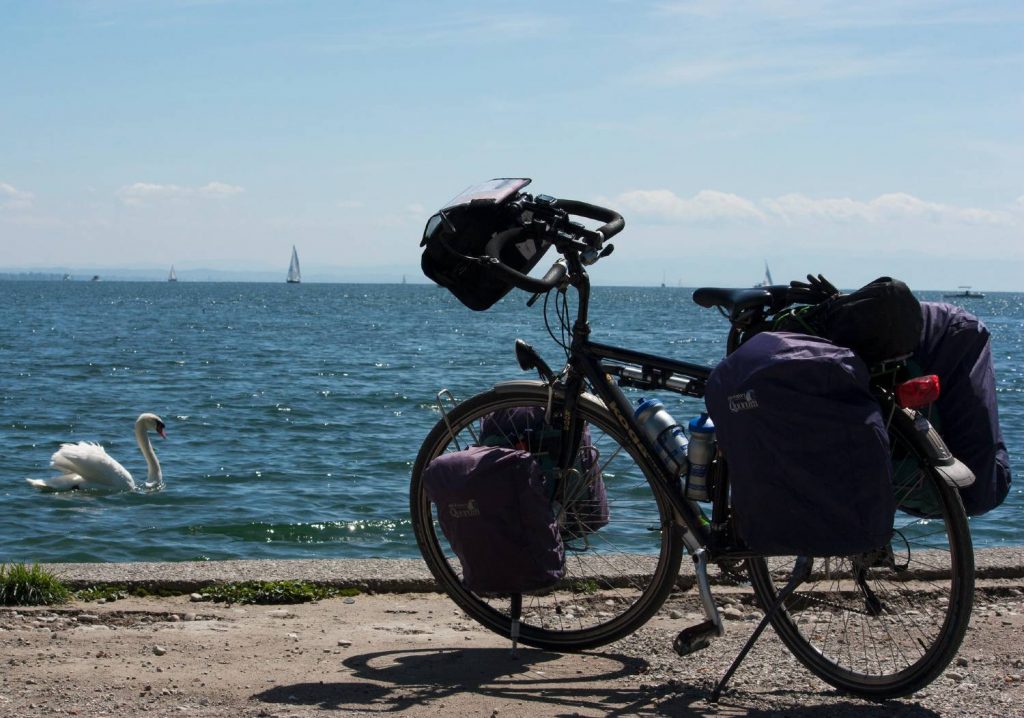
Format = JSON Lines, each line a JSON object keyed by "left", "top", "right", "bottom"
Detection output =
{"left": 420, "top": 180, "right": 552, "bottom": 311}
{"left": 706, "top": 332, "right": 895, "bottom": 557}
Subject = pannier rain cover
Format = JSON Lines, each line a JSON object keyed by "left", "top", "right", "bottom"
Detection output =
{"left": 776, "top": 277, "right": 923, "bottom": 364}
{"left": 480, "top": 406, "right": 609, "bottom": 537}
{"left": 913, "top": 302, "right": 1011, "bottom": 515}
{"left": 706, "top": 332, "right": 895, "bottom": 556}
{"left": 422, "top": 445, "right": 565, "bottom": 594}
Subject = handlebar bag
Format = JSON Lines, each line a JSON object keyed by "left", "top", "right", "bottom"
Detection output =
{"left": 706, "top": 332, "right": 895, "bottom": 556}
{"left": 910, "top": 302, "right": 1011, "bottom": 515}
{"left": 776, "top": 277, "right": 923, "bottom": 364}
{"left": 420, "top": 203, "right": 552, "bottom": 311}
{"left": 422, "top": 445, "right": 565, "bottom": 594}
{"left": 479, "top": 406, "right": 609, "bottom": 538}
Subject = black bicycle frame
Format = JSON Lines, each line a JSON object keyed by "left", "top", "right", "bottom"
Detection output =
{"left": 548, "top": 251, "right": 721, "bottom": 555}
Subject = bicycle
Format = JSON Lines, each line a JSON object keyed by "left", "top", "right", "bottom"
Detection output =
{"left": 410, "top": 179, "right": 974, "bottom": 700}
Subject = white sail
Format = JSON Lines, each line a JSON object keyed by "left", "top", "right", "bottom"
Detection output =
{"left": 286, "top": 246, "right": 301, "bottom": 283}
{"left": 168, "top": 265, "right": 177, "bottom": 282}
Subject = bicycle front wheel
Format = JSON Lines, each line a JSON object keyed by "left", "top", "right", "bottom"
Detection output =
{"left": 410, "top": 382, "right": 684, "bottom": 651}
{"left": 747, "top": 413, "right": 974, "bottom": 699}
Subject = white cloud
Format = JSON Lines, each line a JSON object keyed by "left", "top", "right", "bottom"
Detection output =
{"left": 614, "top": 189, "right": 1015, "bottom": 227}
{"left": 0, "top": 182, "right": 34, "bottom": 210}
{"left": 613, "top": 189, "right": 766, "bottom": 223}
{"left": 117, "top": 181, "right": 244, "bottom": 206}
{"left": 767, "top": 192, "right": 1012, "bottom": 225}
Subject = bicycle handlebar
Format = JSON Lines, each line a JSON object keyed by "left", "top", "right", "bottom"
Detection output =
{"left": 480, "top": 197, "right": 624, "bottom": 296}
{"left": 553, "top": 199, "right": 625, "bottom": 240}
{"left": 483, "top": 227, "right": 569, "bottom": 293}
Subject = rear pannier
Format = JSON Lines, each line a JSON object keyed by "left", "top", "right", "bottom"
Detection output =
{"left": 421, "top": 445, "right": 565, "bottom": 594}
{"left": 706, "top": 332, "right": 895, "bottom": 556}
{"left": 913, "top": 301, "right": 1011, "bottom": 516}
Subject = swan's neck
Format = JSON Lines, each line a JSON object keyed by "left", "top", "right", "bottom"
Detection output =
{"left": 135, "top": 422, "right": 162, "bottom": 484}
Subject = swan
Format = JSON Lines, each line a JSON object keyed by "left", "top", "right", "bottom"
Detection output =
{"left": 26, "top": 413, "right": 167, "bottom": 492}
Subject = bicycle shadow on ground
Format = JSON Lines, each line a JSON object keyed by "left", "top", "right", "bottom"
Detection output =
{"left": 253, "top": 646, "right": 655, "bottom": 715}
{"left": 251, "top": 646, "right": 944, "bottom": 717}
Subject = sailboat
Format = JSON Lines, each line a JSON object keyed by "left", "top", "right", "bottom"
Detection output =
{"left": 168, "top": 265, "right": 178, "bottom": 282}
{"left": 754, "top": 262, "right": 774, "bottom": 287}
{"left": 943, "top": 285, "right": 984, "bottom": 299}
{"left": 286, "top": 246, "right": 301, "bottom": 284}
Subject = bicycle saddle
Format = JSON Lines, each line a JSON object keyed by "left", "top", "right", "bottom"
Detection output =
{"left": 692, "top": 286, "right": 775, "bottom": 314}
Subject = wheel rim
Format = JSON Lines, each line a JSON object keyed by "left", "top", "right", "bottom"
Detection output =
{"left": 748, "top": 424, "right": 973, "bottom": 696}
{"left": 411, "top": 388, "right": 683, "bottom": 649}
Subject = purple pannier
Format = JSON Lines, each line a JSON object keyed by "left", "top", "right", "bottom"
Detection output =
{"left": 914, "top": 302, "right": 1011, "bottom": 516}
{"left": 706, "top": 332, "right": 895, "bottom": 557}
{"left": 480, "top": 406, "right": 609, "bottom": 537}
{"left": 421, "top": 445, "right": 565, "bottom": 594}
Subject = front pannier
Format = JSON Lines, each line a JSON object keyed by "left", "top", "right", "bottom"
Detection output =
{"left": 706, "top": 332, "right": 895, "bottom": 556}
{"left": 913, "top": 302, "right": 1011, "bottom": 515}
{"left": 421, "top": 446, "right": 565, "bottom": 594}
{"left": 480, "top": 406, "right": 609, "bottom": 537}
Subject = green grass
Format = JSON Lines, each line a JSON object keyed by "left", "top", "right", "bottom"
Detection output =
{"left": 199, "top": 580, "right": 360, "bottom": 605}
{"left": 0, "top": 563, "right": 71, "bottom": 606}
{"left": 0, "top": 566, "right": 360, "bottom": 607}
{"left": 77, "top": 580, "right": 361, "bottom": 605}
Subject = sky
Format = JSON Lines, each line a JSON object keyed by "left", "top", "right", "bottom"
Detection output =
{"left": 1, "top": 0, "right": 1022, "bottom": 290}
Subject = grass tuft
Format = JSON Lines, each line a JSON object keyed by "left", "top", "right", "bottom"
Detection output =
{"left": 0, "top": 563, "right": 71, "bottom": 606}
{"left": 200, "top": 580, "right": 360, "bottom": 605}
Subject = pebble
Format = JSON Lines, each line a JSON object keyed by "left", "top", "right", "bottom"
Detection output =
{"left": 189, "top": 593, "right": 204, "bottom": 602}
{"left": 337, "top": 639, "right": 352, "bottom": 647}
{"left": 153, "top": 646, "right": 167, "bottom": 656}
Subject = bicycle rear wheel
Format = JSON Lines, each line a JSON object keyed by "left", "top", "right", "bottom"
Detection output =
{"left": 747, "top": 412, "right": 974, "bottom": 699}
{"left": 410, "top": 382, "right": 684, "bottom": 651}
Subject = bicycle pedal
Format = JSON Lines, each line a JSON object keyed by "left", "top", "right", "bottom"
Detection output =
{"left": 673, "top": 620, "right": 717, "bottom": 657}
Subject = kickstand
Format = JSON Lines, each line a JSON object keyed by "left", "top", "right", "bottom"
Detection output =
{"left": 710, "top": 556, "right": 812, "bottom": 703}
{"left": 509, "top": 593, "right": 522, "bottom": 657}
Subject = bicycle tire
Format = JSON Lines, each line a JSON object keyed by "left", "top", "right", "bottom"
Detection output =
{"left": 410, "top": 382, "right": 685, "bottom": 651}
{"left": 747, "top": 411, "right": 974, "bottom": 699}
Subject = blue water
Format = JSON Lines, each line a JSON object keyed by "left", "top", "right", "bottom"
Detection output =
{"left": 0, "top": 281, "right": 1020, "bottom": 563}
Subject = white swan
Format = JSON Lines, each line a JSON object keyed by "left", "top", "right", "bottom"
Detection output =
{"left": 26, "top": 413, "right": 167, "bottom": 492}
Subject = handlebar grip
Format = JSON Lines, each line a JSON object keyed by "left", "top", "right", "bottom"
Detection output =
{"left": 483, "top": 227, "right": 566, "bottom": 293}
{"left": 553, "top": 199, "right": 625, "bottom": 240}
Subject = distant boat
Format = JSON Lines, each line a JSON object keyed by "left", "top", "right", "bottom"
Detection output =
{"left": 286, "top": 246, "right": 301, "bottom": 284}
{"left": 754, "top": 262, "right": 774, "bottom": 287}
{"left": 91, "top": 275, "right": 101, "bottom": 282}
{"left": 168, "top": 265, "right": 178, "bottom": 282}
{"left": 944, "top": 286, "right": 984, "bottom": 299}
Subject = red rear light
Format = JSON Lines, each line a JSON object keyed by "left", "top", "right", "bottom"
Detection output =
{"left": 896, "top": 375, "right": 941, "bottom": 409}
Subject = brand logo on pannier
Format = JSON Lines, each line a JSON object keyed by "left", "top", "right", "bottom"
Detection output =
{"left": 448, "top": 500, "right": 480, "bottom": 518}
{"left": 728, "top": 390, "right": 759, "bottom": 412}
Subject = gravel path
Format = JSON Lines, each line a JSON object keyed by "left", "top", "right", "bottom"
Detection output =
{"left": 0, "top": 551, "right": 1021, "bottom": 717}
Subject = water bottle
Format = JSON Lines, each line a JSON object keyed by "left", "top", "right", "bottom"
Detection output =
{"left": 686, "top": 413, "right": 716, "bottom": 501}
{"left": 634, "top": 398, "right": 689, "bottom": 477}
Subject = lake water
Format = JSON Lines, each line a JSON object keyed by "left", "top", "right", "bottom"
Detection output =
{"left": 1, "top": 280, "right": 1020, "bottom": 563}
